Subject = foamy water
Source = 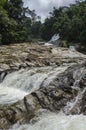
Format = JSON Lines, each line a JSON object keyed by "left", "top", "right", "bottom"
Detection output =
{"left": 9, "top": 112, "right": 86, "bottom": 130}
{"left": 0, "top": 66, "right": 67, "bottom": 105}
{"left": 0, "top": 65, "right": 86, "bottom": 130}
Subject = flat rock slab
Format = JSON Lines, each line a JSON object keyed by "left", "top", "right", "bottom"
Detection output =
{"left": 0, "top": 43, "right": 86, "bottom": 71}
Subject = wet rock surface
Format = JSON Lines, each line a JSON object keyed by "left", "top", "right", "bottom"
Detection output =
{"left": 0, "top": 43, "right": 86, "bottom": 129}
{"left": 0, "top": 43, "right": 86, "bottom": 71}
{"left": 0, "top": 62, "right": 86, "bottom": 129}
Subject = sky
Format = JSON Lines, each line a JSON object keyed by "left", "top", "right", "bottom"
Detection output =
{"left": 24, "top": 0, "right": 76, "bottom": 22}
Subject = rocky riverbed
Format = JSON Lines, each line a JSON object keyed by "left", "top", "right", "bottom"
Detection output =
{"left": 0, "top": 43, "right": 86, "bottom": 130}
{"left": 0, "top": 43, "right": 85, "bottom": 71}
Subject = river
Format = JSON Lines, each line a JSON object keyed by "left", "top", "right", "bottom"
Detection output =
{"left": 0, "top": 66, "right": 67, "bottom": 105}
{"left": 9, "top": 111, "right": 86, "bottom": 130}
{"left": 0, "top": 64, "right": 86, "bottom": 130}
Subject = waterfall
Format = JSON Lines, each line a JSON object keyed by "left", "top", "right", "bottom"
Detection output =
{"left": 0, "top": 66, "right": 67, "bottom": 105}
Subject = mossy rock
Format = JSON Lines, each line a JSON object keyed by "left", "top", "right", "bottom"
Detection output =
{"left": 62, "top": 40, "right": 69, "bottom": 48}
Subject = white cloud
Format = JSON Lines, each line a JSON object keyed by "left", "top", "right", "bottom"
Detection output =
{"left": 24, "top": 0, "right": 75, "bottom": 22}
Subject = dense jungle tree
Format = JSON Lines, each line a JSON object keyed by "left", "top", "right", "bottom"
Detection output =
{"left": 41, "top": 0, "right": 86, "bottom": 46}
{"left": 0, "top": 0, "right": 41, "bottom": 44}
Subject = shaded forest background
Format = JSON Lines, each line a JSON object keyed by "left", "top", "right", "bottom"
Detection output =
{"left": 0, "top": 0, "right": 86, "bottom": 46}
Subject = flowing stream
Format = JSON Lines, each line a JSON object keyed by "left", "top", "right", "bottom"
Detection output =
{"left": 0, "top": 65, "right": 86, "bottom": 130}
{"left": 0, "top": 66, "right": 67, "bottom": 105}
{"left": 9, "top": 111, "right": 86, "bottom": 130}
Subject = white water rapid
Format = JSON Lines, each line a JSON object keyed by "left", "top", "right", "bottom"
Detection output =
{"left": 0, "top": 65, "right": 86, "bottom": 130}
{"left": 9, "top": 111, "right": 86, "bottom": 130}
{"left": 0, "top": 66, "right": 67, "bottom": 105}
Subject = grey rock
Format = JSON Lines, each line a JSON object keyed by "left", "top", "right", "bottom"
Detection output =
{"left": 0, "top": 62, "right": 86, "bottom": 129}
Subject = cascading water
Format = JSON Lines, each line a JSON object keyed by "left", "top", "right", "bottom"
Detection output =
{"left": 0, "top": 66, "right": 67, "bottom": 105}
{"left": 0, "top": 64, "right": 86, "bottom": 130}
{"left": 63, "top": 67, "right": 86, "bottom": 115}
{"left": 9, "top": 111, "right": 86, "bottom": 130}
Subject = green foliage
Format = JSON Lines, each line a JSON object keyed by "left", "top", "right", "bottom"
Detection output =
{"left": 0, "top": 0, "right": 42, "bottom": 44}
{"left": 0, "top": 0, "right": 6, "bottom": 8}
{"left": 40, "top": 17, "right": 56, "bottom": 41}
{"left": 41, "top": 0, "right": 86, "bottom": 46}
{"left": 31, "top": 21, "right": 41, "bottom": 38}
